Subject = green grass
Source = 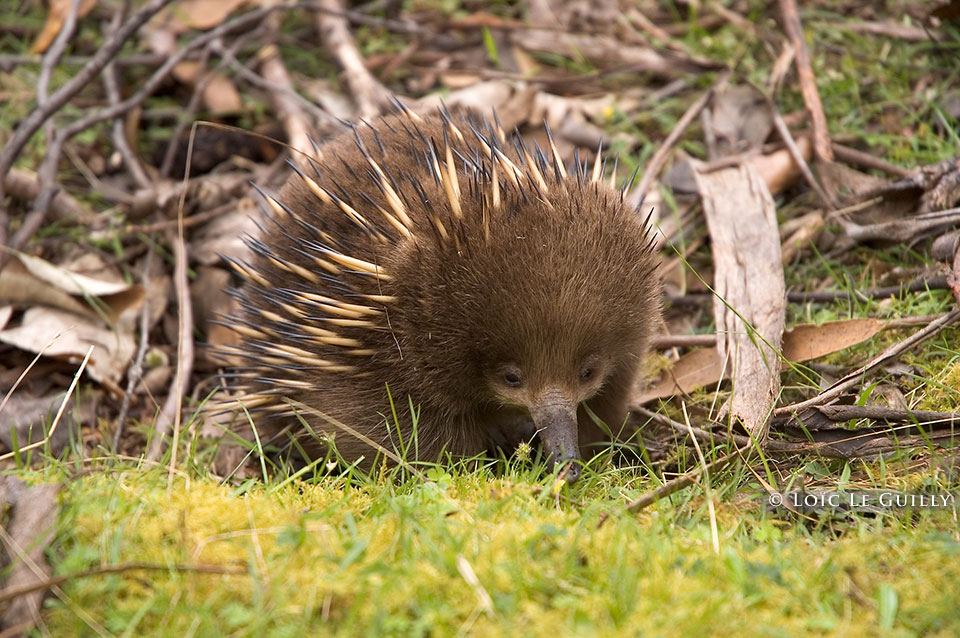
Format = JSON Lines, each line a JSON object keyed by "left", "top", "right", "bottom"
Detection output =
{"left": 34, "top": 452, "right": 960, "bottom": 637}
{"left": 3, "top": 2, "right": 960, "bottom": 636}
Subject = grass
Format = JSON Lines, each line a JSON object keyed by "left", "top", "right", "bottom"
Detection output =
{"left": 2, "top": 2, "right": 960, "bottom": 636}
{"left": 34, "top": 451, "right": 960, "bottom": 637}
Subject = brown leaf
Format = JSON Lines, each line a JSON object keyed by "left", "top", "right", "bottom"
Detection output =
{"left": 781, "top": 318, "right": 884, "bottom": 362}
{"left": 0, "top": 307, "right": 135, "bottom": 386}
{"left": 30, "top": 0, "right": 97, "bottom": 54}
{"left": 0, "top": 254, "right": 143, "bottom": 321}
{"left": 0, "top": 478, "right": 59, "bottom": 633}
{"left": 635, "top": 347, "right": 724, "bottom": 404}
{"left": 636, "top": 318, "right": 887, "bottom": 405}
{"left": 162, "top": 0, "right": 251, "bottom": 32}
{"left": 172, "top": 61, "right": 242, "bottom": 114}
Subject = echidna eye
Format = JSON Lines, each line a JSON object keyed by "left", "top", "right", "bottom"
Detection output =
{"left": 502, "top": 369, "right": 522, "bottom": 387}
{"left": 580, "top": 367, "right": 595, "bottom": 382}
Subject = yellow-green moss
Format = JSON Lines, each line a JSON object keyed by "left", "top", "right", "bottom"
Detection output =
{"left": 40, "top": 467, "right": 960, "bottom": 637}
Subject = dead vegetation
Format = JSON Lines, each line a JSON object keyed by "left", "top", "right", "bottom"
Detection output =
{"left": 1, "top": 0, "right": 960, "bottom": 630}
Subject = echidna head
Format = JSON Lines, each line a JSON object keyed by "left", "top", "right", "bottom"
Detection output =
{"left": 394, "top": 181, "right": 659, "bottom": 476}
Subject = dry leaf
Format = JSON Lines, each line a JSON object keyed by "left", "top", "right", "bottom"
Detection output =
{"left": 781, "top": 319, "right": 884, "bottom": 362}
{"left": 0, "top": 478, "right": 59, "bottom": 633}
{"left": 0, "top": 254, "right": 143, "bottom": 321}
{"left": 636, "top": 318, "right": 887, "bottom": 404}
{"left": 172, "top": 61, "right": 243, "bottom": 114}
{"left": 162, "top": 0, "right": 251, "bottom": 32}
{"left": 0, "top": 307, "right": 135, "bottom": 386}
{"left": 30, "top": 0, "right": 97, "bottom": 54}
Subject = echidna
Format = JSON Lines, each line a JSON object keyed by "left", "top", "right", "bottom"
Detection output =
{"left": 217, "top": 106, "right": 660, "bottom": 481}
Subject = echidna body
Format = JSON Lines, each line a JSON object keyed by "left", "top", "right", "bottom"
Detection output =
{"left": 220, "top": 108, "right": 660, "bottom": 480}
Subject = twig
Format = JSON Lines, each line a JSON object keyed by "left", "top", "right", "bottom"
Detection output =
{"left": 773, "top": 307, "right": 960, "bottom": 416}
{"left": 831, "top": 142, "right": 913, "bottom": 178}
{"left": 671, "top": 275, "right": 950, "bottom": 306}
{"left": 314, "top": 0, "right": 395, "bottom": 119}
{"left": 597, "top": 445, "right": 748, "bottom": 527}
{"left": 1, "top": 3, "right": 298, "bottom": 271}
{"left": 650, "top": 334, "right": 716, "bottom": 349}
{"left": 146, "top": 228, "right": 194, "bottom": 464}
{"left": 0, "top": 0, "right": 176, "bottom": 235}
{"left": 114, "top": 250, "right": 154, "bottom": 452}
{"left": 102, "top": 10, "right": 151, "bottom": 190}
{"left": 765, "top": 93, "right": 837, "bottom": 208}
{"left": 628, "top": 70, "right": 730, "bottom": 208}
{"left": 779, "top": 0, "right": 833, "bottom": 163}
{"left": 212, "top": 37, "right": 338, "bottom": 137}
{"left": 0, "top": 562, "right": 246, "bottom": 606}
{"left": 159, "top": 38, "right": 222, "bottom": 177}
{"left": 787, "top": 274, "right": 949, "bottom": 303}
{"left": 3, "top": 168, "right": 95, "bottom": 224}
{"left": 812, "top": 404, "right": 960, "bottom": 426}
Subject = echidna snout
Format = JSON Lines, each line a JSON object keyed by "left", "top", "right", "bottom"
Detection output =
{"left": 218, "top": 106, "right": 661, "bottom": 481}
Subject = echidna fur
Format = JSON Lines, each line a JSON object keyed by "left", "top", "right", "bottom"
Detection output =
{"left": 215, "top": 105, "right": 660, "bottom": 481}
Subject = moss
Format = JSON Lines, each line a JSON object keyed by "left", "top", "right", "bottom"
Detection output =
{"left": 39, "top": 466, "right": 960, "bottom": 637}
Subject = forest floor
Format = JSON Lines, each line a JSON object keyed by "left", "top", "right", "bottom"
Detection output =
{"left": 1, "top": 1, "right": 959, "bottom": 636}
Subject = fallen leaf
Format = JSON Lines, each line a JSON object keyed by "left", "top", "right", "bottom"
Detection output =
{"left": 0, "top": 307, "right": 135, "bottom": 386}
{"left": 0, "top": 254, "right": 143, "bottom": 321}
{"left": 781, "top": 318, "right": 884, "bottom": 362}
{"left": 30, "top": 0, "right": 98, "bottom": 54}
{"left": 0, "top": 478, "right": 59, "bottom": 633}
{"left": 162, "top": 0, "right": 251, "bottom": 32}
{"left": 172, "top": 61, "right": 243, "bottom": 114}
{"left": 635, "top": 318, "right": 888, "bottom": 404}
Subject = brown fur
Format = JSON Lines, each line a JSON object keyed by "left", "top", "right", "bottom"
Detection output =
{"left": 217, "top": 109, "right": 660, "bottom": 473}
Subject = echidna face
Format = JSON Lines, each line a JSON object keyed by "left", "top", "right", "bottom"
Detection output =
{"left": 485, "top": 352, "right": 610, "bottom": 411}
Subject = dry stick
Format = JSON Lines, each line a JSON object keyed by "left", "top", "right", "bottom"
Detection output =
{"left": 102, "top": 20, "right": 151, "bottom": 190}
{"left": 670, "top": 275, "right": 950, "bottom": 306}
{"left": 2, "top": 168, "right": 95, "bottom": 224}
{"left": 950, "top": 243, "right": 960, "bottom": 307}
{"left": 597, "top": 445, "right": 749, "bottom": 527}
{"left": 629, "top": 70, "right": 730, "bottom": 207}
{"left": 0, "top": 562, "right": 246, "bottom": 606}
{"left": 36, "top": 0, "right": 83, "bottom": 171}
{"left": 114, "top": 250, "right": 154, "bottom": 451}
{"left": 314, "top": 0, "right": 395, "bottom": 119}
{"left": 256, "top": 38, "right": 315, "bottom": 155}
{"left": 831, "top": 142, "right": 913, "bottom": 179}
{"left": 0, "top": 0, "right": 176, "bottom": 228}
{"left": 811, "top": 404, "right": 960, "bottom": 426}
{"left": 779, "top": 0, "right": 833, "bottom": 163}
{"left": 788, "top": 274, "right": 949, "bottom": 303}
{"left": 773, "top": 307, "right": 960, "bottom": 416}
{"left": 159, "top": 40, "right": 219, "bottom": 177}
{"left": 3, "top": 0, "right": 85, "bottom": 259}
{"left": 213, "top": 37, "right": 337, "bottom": 136}
{"left": 650, "top": 334, "right": 716, "bottom": 349}
{"left": 0, "top": 346, "right": 94, "bottom": 462}
{"left": 146, "top": 228, "right": 193, "bottom": 468}
{"left": 2, "top": 3, "right": 301, "bottom": 270}
{"left": 766, "top": 94, "right": 837, "bottom": 208}
{"left": 122, "top": 200, "right": 236, "bottom": 235}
